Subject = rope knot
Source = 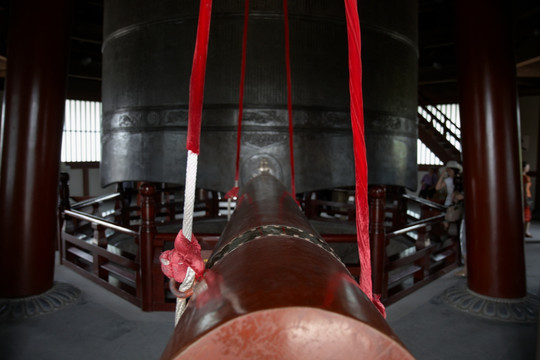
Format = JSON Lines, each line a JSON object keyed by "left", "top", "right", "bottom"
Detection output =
{"left": 224, "top": 186, "right": 239, "bottom": 200}
{"left": 160, "top": 230, "right": 205, "bottom": 283}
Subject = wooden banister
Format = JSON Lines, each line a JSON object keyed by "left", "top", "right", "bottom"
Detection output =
{"left": 386, "top": 214, "right": 446, "bottom": 238}
{"left": 402, "top": 193, "right": 446, "bottom": 211}
{"left": 72, "top": 192, "right": 121, "bottom": 210}
{"left": 64, "top": 209, "right": 138, "bottom": 236}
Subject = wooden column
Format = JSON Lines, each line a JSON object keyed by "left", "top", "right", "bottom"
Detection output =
{"left": 0, "top": 0, "right": 70, "bottom": 297}
{"left": 456, "top": 0, "right": 526, "bottom": 298}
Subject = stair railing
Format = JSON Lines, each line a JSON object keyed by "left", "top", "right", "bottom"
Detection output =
{"left": 418, "top": 94, "right": 462, "bottom": 153}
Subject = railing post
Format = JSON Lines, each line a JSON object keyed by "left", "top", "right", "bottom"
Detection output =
{"left": 201, "top": 189, "right": 219, "bottom": 218}
{"left": 139, "top": 182, "right": 157, "bottom": 311}
{"left": 92, "top": 223, "right": 107, "bottom": 248}
{"left": 59, "top": 172, "right": 71, "bottom": 212}
{"left": 416, "top": 205, "right": 431, "bottom": 249}
{"left": 123, "top": 182, "right": 136, "bottom": 227}
{"left": 303, "top": 192, "right": 315, "bottom": 219}
{"left": 91, "top": 223, "right": 108, "bottom": 281}
{"left": 414, "top": 208, "right": 429, "bottom": 282}
{"left": 369, "top": 185, "right": 387, "bottom": 299}
{"left": 395, "top": 187, "right": 408, "bottom": 230}
{"left": 114, "top": 182, "right": 123, "bottom": 225}
{"left": 58, "top": 172, "right": 71, "bottom": 262}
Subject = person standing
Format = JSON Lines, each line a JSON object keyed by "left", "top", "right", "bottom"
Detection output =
{"left": 523, "top": 161, "right": 533, "bottom": 238}
{"left": 419, "top": 167, "right": 438, "bottom": 199}
{"left": 435, "top": 161, "right": 462, "bottom": 206}
{"left": 436, "top": 160, "right": 466, "bottom": 276}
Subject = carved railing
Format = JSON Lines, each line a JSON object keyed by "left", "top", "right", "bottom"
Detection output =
{"left": 61, "top": 208, "right": 141, "bottom": 306}
{"left": 60, "top": 174, "right": 460, "bottom": 311}
{"left": 302, "top": 189, "right": 356, "bottom": 222}
{"left": 303, "top": 185, "right": 460, "bottom": 306}
{"left": 372, "top": 187, "right": 459, "bottom": 305}
{"left": 59, "top": 178, "right": 220, "bottom": 311}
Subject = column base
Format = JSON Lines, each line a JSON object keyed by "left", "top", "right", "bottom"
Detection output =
{"left": 0, "top": 282, "right": 80, "bottom": 320}
{"left": 441, "top": 283, "right": 538, "bottom": 323}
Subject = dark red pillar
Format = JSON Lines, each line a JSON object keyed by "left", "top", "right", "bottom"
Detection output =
{"left": 0, "top": 0, "right": 70, "bottom": 297}
{"left": 456, "top": 0, "right": 526, "bottom": 298}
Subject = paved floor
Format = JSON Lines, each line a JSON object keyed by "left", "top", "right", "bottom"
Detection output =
{"left": 1, "top": 226, "right": 539, "bottom": 359}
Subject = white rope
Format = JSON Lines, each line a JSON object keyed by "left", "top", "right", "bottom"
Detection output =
{"left": 174, "top": 267, "right": 196, "bottom": 325}
{"left": 226, "top": 180, "right": 238, "bottom": 221}
{"left": 182, "top": 150, "right": 199, "bottom": 240}
{"left": 174, "top": 150, "right": 199, "bottom": 323}
{"left": 227, "top": 198, "right": 233, "bottom": 221}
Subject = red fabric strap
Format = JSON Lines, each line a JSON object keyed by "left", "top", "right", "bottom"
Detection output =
{"left": 235, "top": 0, "right": 250, "bottom": 184}
{"left": 186, "top": 0, "right": 213, "bottom": 154}
{"left": 344, "top": 0, "right": 385, "bottom": 317}
{"left": 225, "top": 0, "right": 249, "bottom": 201}
{"left": 283, "top": 0, "right": 296, "bottom": 197}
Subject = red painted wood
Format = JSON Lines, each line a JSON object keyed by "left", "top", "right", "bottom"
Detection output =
{"left": 173, "top": 308, "right": 412, "bottom": 360}
{"left": 456, "top": 0, "right": 526, "bottom": 298}
{"left": 139, "top": 183, "right": 157, "bottom": 311}
{"left": 161, "top": 175, "right": 411, "bottom": 359}
{"left": 0, "top": 0, "right": 70, "bottom": 297}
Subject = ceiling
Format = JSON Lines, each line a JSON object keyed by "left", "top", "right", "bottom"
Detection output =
{"left": 0, "top": 0, "right": 539, "bottom": 105}
{"left": 417, "top": 0, "right": 540, "bottom": 104}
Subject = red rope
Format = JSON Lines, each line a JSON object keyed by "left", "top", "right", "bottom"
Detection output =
{"left": 225, "top": 0, "right": 250, "bottom": 201}
{"left": 160, "top": 231, "right": 205, "bottom": 282}
{"left": 186, "top": 0, "right": 213, "bottom": 155}
{"left": 283, "top": 0, "right": 296, "bottom": 197}
{"left": 235, "top": 0, "right": 250, "bottom": 185}
{"left": 344, "top": 0, "right": 385, "bottom": 317}
{"left": 161, "top": 0, "right": 212, "bottom": 286}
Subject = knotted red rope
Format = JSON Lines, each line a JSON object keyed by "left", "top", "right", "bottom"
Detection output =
{"left": 161, "top": 0, "right": 212, "bottom": 289}
{"left": 160, "top": 231, "right": 205, "bottom": 282}
{"left": 344, "top": 0, "right": 385, "bottom": 317}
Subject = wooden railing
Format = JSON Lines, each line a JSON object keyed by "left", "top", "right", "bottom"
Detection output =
{"left": 60, "top": 177, "right": 460, "bottom": 311}
{"left": 303, "top": 185, "right": 460, "bottom": 306}
{"left": 61, "top": 208, "right": 141, "bottom": 306}
{"left": 60, "top": 179, "right": 220, "bottom": 311}
{"left": 370, "top": 186, "right": 459, "bottom": 305}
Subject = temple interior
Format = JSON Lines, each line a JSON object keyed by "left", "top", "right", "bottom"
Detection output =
{"left": 1, "top": 0, "right": 540, "bottom": 359}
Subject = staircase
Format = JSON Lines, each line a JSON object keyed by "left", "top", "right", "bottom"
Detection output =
{"left": 418, "top": 101, "right": 462, "bottom": 164}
